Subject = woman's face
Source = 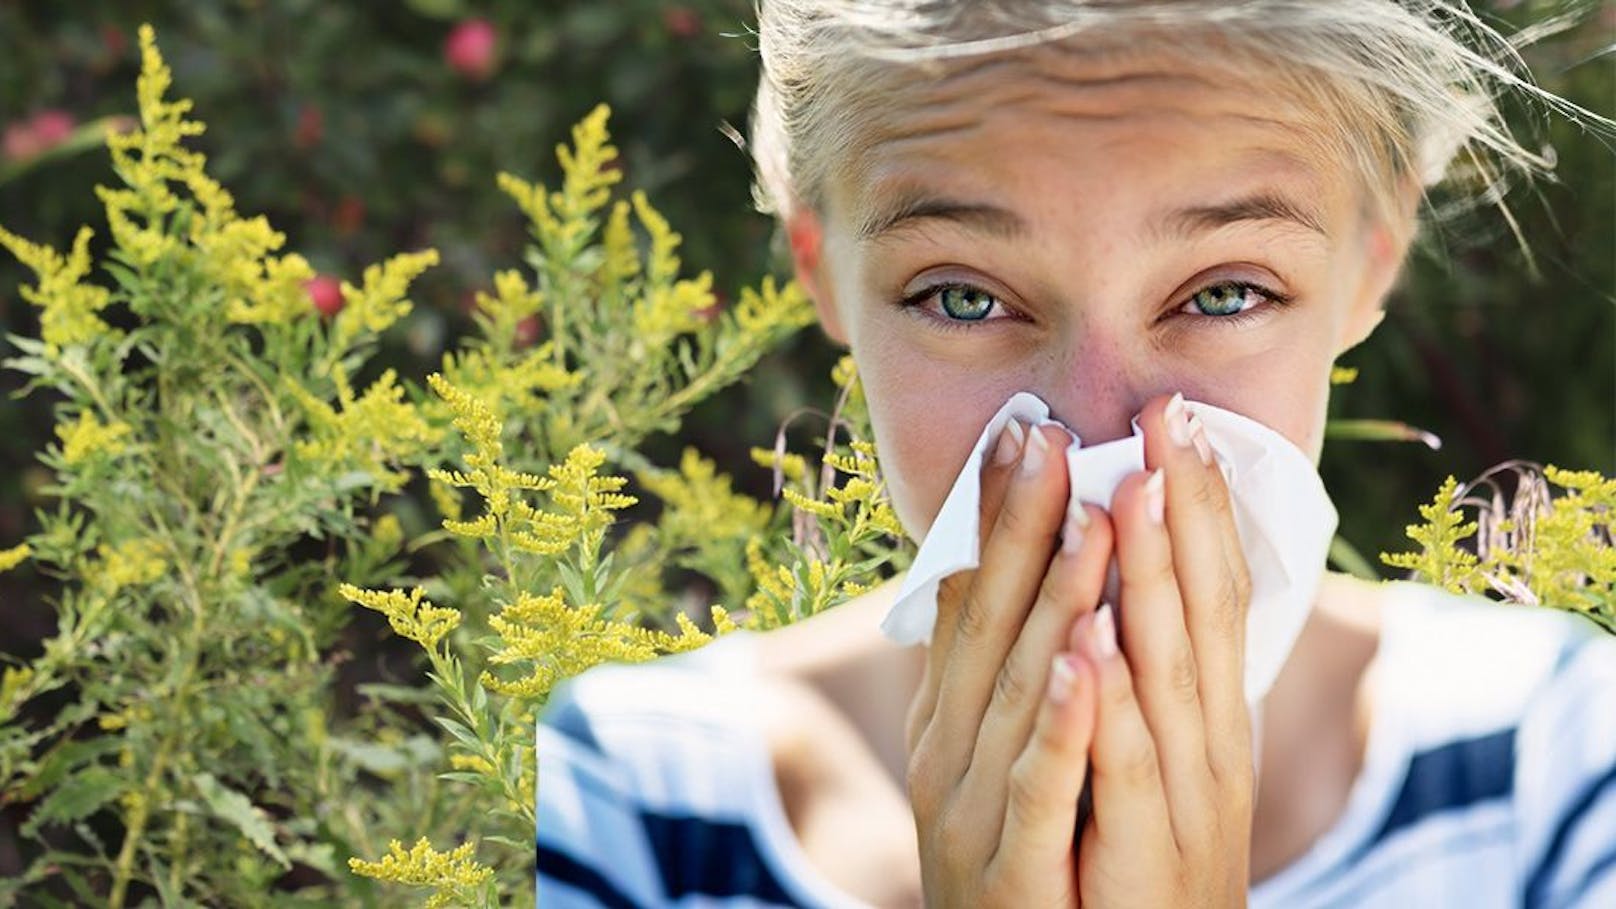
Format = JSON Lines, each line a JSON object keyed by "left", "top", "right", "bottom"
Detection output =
{"left": 800, "top": 45, "right": 1409, "bottom": 542}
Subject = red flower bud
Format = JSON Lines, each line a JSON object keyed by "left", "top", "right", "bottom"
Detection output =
{"left": 294, "top": 105, "right": 324, "bottom": 150}
{"left": 515, "top": 314, "right": 542, "bottom": 349}
{"left": 306, "top": 275, "right": 344, "bottom": 318}
{"left": 1, "top": 122, "right": 38, "bottom": 161}
{"left": 332, "top": 195, "right": 365, "bottom": 236}
{"left": 663, "top": 7, "right": 702, "bottom": 39}
{"left": 444, "top": 19, "right": 498, "bottom": 81}
{"left": 30, "top": 110, "right": 75, "bottom": 149}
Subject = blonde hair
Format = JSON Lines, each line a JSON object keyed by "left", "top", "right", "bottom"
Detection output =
{"left": 747, "top": 0, "right": 1609, "bottom": 244}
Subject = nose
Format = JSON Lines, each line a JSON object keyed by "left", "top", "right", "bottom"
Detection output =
{"left": 1036, "top": 337, "right": 1147, "bottom": 446}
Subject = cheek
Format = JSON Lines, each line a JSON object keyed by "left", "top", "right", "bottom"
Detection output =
{"left": 1187, "top": 339, "right": 1335, "bottom": 463}
{"left": 858, "top": 351, "right": 1015, "bottom": 542}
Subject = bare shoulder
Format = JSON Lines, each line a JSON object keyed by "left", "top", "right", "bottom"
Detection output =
{"left": 751, "top": 574, "right": 916, "bottom": 682}
{"left": 1314, "top": 570, "right": 1388, "bottom": 638}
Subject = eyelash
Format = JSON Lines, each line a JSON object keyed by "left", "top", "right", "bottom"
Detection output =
{"left": 895, "top": 279, "right": 1295, "bottom": 333}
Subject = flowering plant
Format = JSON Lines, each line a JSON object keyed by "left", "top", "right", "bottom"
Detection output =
{"left": 0, "top": 26, "right": 910, "bottom": 907}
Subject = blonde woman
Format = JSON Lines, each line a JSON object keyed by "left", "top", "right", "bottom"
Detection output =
{"left": 536, "top": 2, "right": 1615, "bottom": 906}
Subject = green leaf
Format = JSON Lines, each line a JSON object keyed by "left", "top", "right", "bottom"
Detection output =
{"left": 191, "top": 772, "right": 290, "bottom": 869}
{"left": 1328, "top": 535, "right": 1379, "bottom": 581}
{"left": 433, "top": 716, "right": 483, "bottom": 752}
{"left": 19, "top": 766, "right": 122, "bottom": 838}
{"left": 1324, "top": 419, "right": 1442, "bottom": 450}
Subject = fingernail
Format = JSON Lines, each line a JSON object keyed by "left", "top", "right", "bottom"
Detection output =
{"left": 1187, "top": 413, "right": 1213, "bottom": 466}
{"left": 1020, "top": 425, "right": 1048, "bottom": 477}
{"left": 1061, "top": 506, "right": 1087, "bottom": 554}
{"left": 1164, "top": 392, "right": 1193, "bottom": 449}
{"left": 1091, "top": 603, "right": 1118, "bottom": 659}
{"left": 1048, "top": 653, "right": 1079, "bottom": 704}
{"left": 1145, "top": 468, "right": 1165, "bottom": 525}
{"left": 992, "top": 420, "right": 1025, "bottom": 466}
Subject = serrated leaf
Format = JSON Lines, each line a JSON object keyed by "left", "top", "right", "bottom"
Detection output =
{"left": 191, "top": 772, "right": 289, "bottom": 869}
{"left": 19, "top": 766, "right": 122, "bottom": 838}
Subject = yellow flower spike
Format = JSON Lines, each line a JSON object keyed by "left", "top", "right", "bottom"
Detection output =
{"left": 0, "top": 544, "right": 30, "bottom": 575}
{"left": 632, "top": 189, "right": 682, "bottom": 287}
{"left": 448, "top": 753, "right": 496, "bottom": 775}
{"left": 601, "top": 199, "right": 640, "bottom": 287}
{"left": 332, "top": 249, "right": 439, "bottom": 350}
{"left": 441, "top": 513, "right": 497, "bottom": 540}
{"left": 734, "top": 275, "right": 815, "bottom": 336}
{"left": 291, "top": 371, "right": 434, "bottom": 493}
{"left": 637, "top": 448, "right": 771, "bottom": 545}
{"left": 1380, "top": 476, "right": 1483, "bottom": 591}
{"left": 750, "top": 447, "right": 809, "bottom": 484}
{"left": 781, "top": 487, "right": 841, "bottom": 521}
{"left": 96, "top": 539, "right": 167, "bottom": 595}
{"left": 480, "top": 584, "right": 714, "bottom": 702}
{"left": 347, "top": 837, "right": 493, "bottom": 908}
{"left": 55, "top": 411, "right": 134, "bottom": 467}
{"left": 553, "top": 104, "right": 621, "bottom": 225}
{"left": 338, "top": 584, "right": 462, "bottom": 652}
{"left": 0, "top": 224, "right": 115, "bottom": 354}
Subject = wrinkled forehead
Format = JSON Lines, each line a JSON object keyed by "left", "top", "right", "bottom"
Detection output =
{"left": 819, "top": 37, "right": 1360, "bottom": 234}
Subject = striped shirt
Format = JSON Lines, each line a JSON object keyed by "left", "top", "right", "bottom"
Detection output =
{"left": 536, "top": 581, "right": 1616, "bottom": 908}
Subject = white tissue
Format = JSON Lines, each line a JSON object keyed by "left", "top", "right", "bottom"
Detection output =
{"left": 878, "top": 391, "right": 1337, "bottom": 704}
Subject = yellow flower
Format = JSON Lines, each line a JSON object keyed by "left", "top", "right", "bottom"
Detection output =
{"left": 0, "top": 224, "right": 114, "bottom": 354}
{"left": 55, "top": 411, "right": 133, "bottom": 466}
{"left": 480, "top": 585, "right": 719, "bottom": 702}
{"left": 338, "top": 584, "right": 462, "bottom": 652}
{"left": 96, "top": 539, "right": 166, "bottom": 595}
{"left": 638, "top": 448, "right": 770, "bottom": 547}
{"left": 0, "top": 544, "right": 30, "bottom": 575}
{"left": 289, "top": 369, "right": 436, "bottom": 494}
{"left": 331, "top": 249, "right": 440, "bottom": 350}
{"left": 734, "top": 274, "right": 814, "bottom": 336}
{"left": 348, "top": 838, "right": 493, "bottom": 909}
{"left": 449, "top": 753, "right": 496, "bottom": 775}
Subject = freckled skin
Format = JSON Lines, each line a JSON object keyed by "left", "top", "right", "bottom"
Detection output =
{"left": 806, "top": 45, "right": 1398, "bottom": 543}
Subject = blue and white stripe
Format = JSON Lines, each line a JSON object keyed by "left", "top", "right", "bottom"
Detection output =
{"left": 537, "top": 582, "right": 1616, "bottom": 908}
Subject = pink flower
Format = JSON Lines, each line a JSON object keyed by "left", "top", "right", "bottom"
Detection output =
{"left": 444, "top": 18, "right": 498, "bottom": 81}
{"left": 29, "top": 110, "right": 75, "bottom": 147}
{"left": 2, "top": 110, "right": 76, "bottom": 162}
{"left": 2, "top": 122, "right": 39, "bottom": 161}
{"left": 306, "top": 275, "right": 344, "bottom": 318}
{"left": 663, "top": 7, "right": 702, "bottom": 39}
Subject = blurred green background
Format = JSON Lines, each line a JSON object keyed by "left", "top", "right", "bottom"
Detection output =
{"left": 0, "top": 0, "right": 1609, "bottom": 734}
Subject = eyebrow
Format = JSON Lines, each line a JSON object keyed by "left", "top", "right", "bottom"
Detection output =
{"left": 857, "top": 192, "right": 1027, "bottom": 243}
{"left": 857, "top": 187, "right": 1328, "bottom": 244}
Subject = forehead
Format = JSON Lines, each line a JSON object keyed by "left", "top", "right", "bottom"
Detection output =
{"left": 825, "top": 41, "right": 1357, "bottom": 241}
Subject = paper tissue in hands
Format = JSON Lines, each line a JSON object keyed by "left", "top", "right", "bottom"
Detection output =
{"left": 878, "top": 391, "right": 1338, "bottom": 704}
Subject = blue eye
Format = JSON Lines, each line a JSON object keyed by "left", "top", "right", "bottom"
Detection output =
{"left": 938, "top": 285, "right": 996, "bottom": 321}
{"left": 1180, "top": 281, "right": 1286, "bottom": 318}
{"left": 897, "top": 282, "right": 1011, "bottom": 330}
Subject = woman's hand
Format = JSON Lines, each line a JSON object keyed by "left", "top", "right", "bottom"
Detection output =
{"left": 904, "top": 419, "right": 1114, "bottom": 908}
{"left": 1070, "top": 393, "right": 1255, "bottom": 907}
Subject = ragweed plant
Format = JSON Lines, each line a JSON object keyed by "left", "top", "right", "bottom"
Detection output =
{"left": 1382, "top": 464, "right": 1615, "bottom": 633}
{"left": 0, "top": 26, "right": 450, "bottom": 907}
